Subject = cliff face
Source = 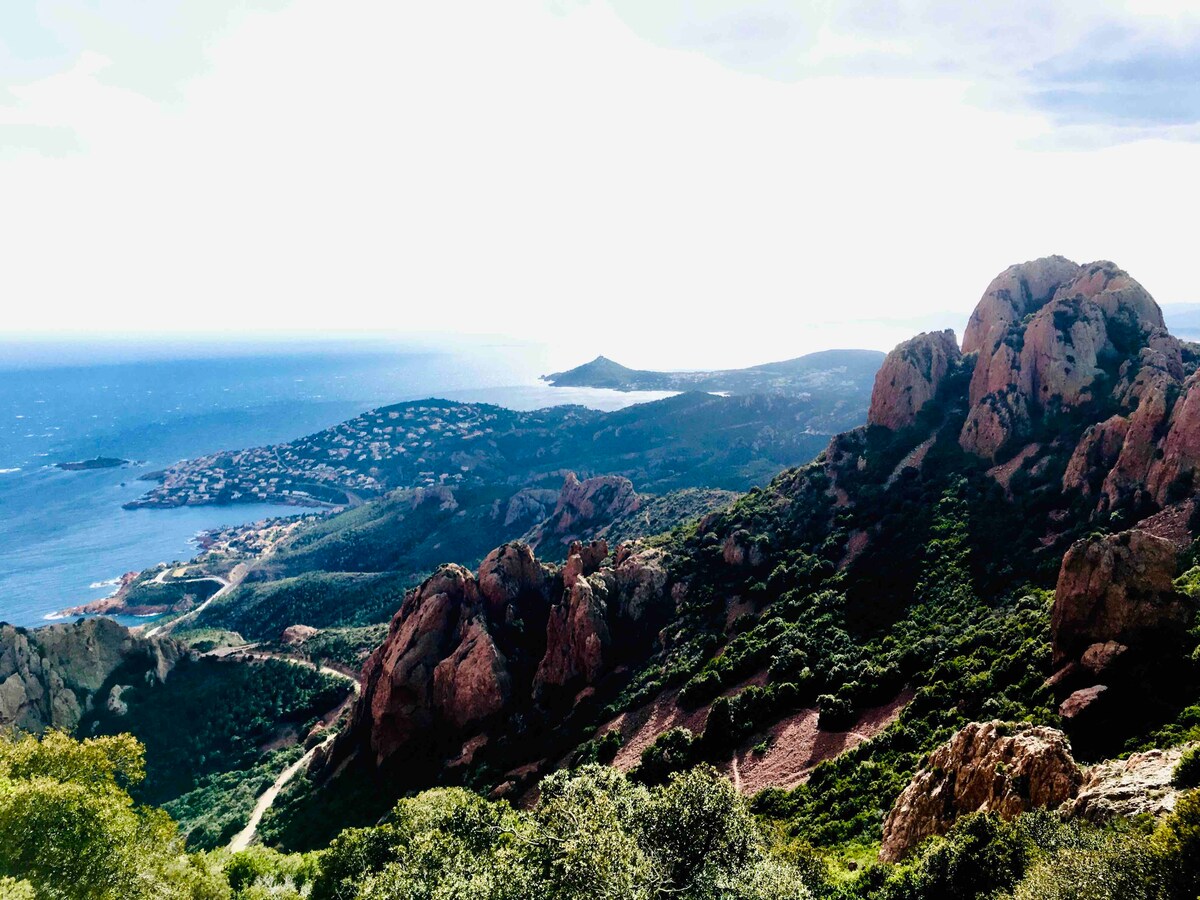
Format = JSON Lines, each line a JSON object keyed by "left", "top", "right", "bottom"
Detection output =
{"left": 867, "top": 256, "right": 1200, "bottom": 520}
{"left": 0, "top": 617, "right": 183, "bottom": 733}
{"left": 867, "top": 330, "right": 962, "bottom": 431}
{"left": 342, "top": 539, "right": 670, "bottom": 779}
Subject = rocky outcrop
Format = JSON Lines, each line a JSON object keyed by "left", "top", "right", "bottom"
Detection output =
{"left": 535, "top": 541, "right": 611, "bottom": 699}
{"left": 1067, "top": 744, "right": 1194, "bottom": 823}
{"left": 1048, "top": 530, "right": 1196, "bottom": 726}
{"left": 879, "top": 722, "right": 1082, "bottom": 862}
{"left": 868, "top": 330, "right": 962, "bottom": 431}
{"left": 959, "top": 260, "right": 1177, "bottom": 461}
{"left": 1051, "top": 530, "right": 1192, "bottom": 671}
{"left": 345, "top": 539, "right": 671, "bottom": 771}
{"left": 1146, "top": 369, "right": 1200, "bottom": 504}
{"left": 523, "top": 473, "right": 641, "bottom": 556}
{"left": 503, "top": 488, "right": 559, "bottom": 529}
{"left": 949, "top": 256, "right": 1200, "bottom": 522}
{"left": 281, "top": 625, "right": 320, "bottom": 645}
{"left": 0, "top": 617, "right": 183, "bottom": 733}
{"left": 880, "top": 721, "right": 1193, "bottom": 862}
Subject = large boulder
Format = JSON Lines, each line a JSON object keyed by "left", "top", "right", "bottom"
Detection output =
{"left": 879, "top": 721, "right": 1082, "bottom": 862}
{"left": 867, "top": 330, "right": 962, "bottom": 431}
{"left": 1051, "top": 530, "right": 1192, "bottom": 671}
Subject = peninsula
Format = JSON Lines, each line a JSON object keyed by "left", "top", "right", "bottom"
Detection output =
{"left": 542, "top": 348, "right": 885, "bottom": 396}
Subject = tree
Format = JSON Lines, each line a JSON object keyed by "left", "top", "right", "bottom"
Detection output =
{"left": 634, "top": 766, "right": 760, "bottom": 899}
{"left": 0, "top": 730, "right": 195, "bottom": 900}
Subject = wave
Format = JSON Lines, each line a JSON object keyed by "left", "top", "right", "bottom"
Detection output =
{"left": 88, "top": 578, "right": 121, "bottom": 590}
{"left": 0, "top": 467, "right": 20, "bottom": 475}
{"left": 41, "top": 612, "right": 67, "bottom": 621}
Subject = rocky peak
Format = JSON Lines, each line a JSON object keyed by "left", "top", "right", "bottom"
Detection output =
{"left": 880, "top": 721, "right": 1082, "bottom": 863}
{"left": 523, "top": 473, "right": 641, "bottom": 555}
{"left": 341, "top": 539, "right": 670, "bottom": 776}
{"left": 961, "top": 255, "right": 1082, "bottom": 356}
{"left": 867, "top": 330, "right": 962, "bottom": 431}
{"left": 959, "top": 259, "right": 1175, "bottom": 461}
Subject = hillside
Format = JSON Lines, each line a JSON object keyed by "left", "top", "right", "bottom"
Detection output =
{"left": 17, "top": 256, "right": 1200, "bottom": 899}
{"left": 543, "top": 349, "right": 884, "bottom": 430}
{"left": 128, "top": 391, "right": 846, "bottom": 510}
{"left": 246, "top": 257, "right": 1200, "bottom": 892}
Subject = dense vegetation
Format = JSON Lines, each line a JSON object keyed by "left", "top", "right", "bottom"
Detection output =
{"left": 196, "top": 572, "right": 412, "bottom": 641}
{"left": 8, "top": 729, "right": 1200, "bottom": 900}
{"left": 82, "top": 657, "right": 347, "bottom": 822}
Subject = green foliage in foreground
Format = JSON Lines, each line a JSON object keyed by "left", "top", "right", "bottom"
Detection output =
{"left": 9, "top": 729, "right": 1200, "bottom": 900}
{"left": 309, "top": 764, "right": 809, "bottom": 900}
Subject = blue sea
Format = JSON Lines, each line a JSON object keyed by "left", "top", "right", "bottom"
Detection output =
{"left": 0, "top": 338, "right": 671, "bottom": 628}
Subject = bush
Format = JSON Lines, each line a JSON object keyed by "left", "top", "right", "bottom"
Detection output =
{"left": 1172, "top": 745, "right": 1200, "bottom": 789}
{"left": 633, "top": 728, "right": 696, "bottom": 786}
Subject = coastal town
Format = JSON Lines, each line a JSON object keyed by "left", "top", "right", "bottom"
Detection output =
{"left": 124, "top": 400, "right": 578, "bottom": 509}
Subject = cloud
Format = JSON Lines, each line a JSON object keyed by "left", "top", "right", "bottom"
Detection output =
{"left": 605, "top": 0, "right": 1200, "bottom": 143}
{"left": 0, "top": 0, "right": 1199, "bottom": 371}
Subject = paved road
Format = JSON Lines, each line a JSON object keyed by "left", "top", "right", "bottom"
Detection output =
{"left": 143, "top": 562, "right": 247, "bottom": 638}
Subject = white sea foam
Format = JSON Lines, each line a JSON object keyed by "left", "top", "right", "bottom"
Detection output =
{"left": 88, "top": 578, "right": 121, "bottom": 590}
{"left": 0, "top": 467, "right": 20, "bottom": 475}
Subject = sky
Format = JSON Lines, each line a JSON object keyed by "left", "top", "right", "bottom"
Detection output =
{"left": 2, "top": 0, "right": 1199, "bottom": 370}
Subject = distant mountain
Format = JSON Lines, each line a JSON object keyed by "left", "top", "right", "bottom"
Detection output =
{"left": 542, "top": 349, "right": 886, "bottom": 397}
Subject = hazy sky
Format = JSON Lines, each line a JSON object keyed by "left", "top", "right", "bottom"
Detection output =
{"left": 3, "top": 1, "right": 1199, "bottom": 369}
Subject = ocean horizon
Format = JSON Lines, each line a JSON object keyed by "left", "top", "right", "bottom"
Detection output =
{"left": 0, "top": 339, "right": 672, "bottom": 628}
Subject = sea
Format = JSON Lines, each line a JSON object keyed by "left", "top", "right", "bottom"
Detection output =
{"left": 0, "top": 337, "right": 672, "bottom": 629}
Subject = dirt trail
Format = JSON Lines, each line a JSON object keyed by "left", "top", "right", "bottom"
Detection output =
{"left": 222, "top": 649, "right": 360, "bottom": 852}
{"left": 227, "top": 735, "right": 333, "bottom": 853}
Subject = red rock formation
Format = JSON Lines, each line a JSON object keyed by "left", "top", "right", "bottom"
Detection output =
{"left": 1051, "top": 530, "right": 1191, "bottom": 670}
{"left": 1147, "top": 370, "right": 1200, "bottom": 505}
{"left": 867, "top": 330, "right": 962, "bottom": 431}
{"left": 959, "top": 260, "right": 1172, "bottom": 462}
{"left": 346, "top": 539, "right": 670, "bottom": 770}
{"left": 962, "top": 256, "right": 1082, "bottom": 355}
{"left": 879, "top": 721, "right": 1082, "bottom": 863}
{"left": 523, "top": 473, "right": 641, "bottom": 554}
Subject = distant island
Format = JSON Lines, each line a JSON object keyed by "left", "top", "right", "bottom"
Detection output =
{"left": 541, "top": 348, "right": 885, "bottom": 395}
{"left": 55, "top": 456, "right": 130, "bottom": 471}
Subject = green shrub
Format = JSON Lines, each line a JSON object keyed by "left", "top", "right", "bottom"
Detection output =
{"left": 1173, "top": 746, "right": 1200, "bottom": 789}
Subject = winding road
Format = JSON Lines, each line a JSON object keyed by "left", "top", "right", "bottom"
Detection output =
{"left": 142, "top": 562, "right": 247, "bottom": 638}
{"left": 222, "top": 648, "right": 360, "bottom": 852}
